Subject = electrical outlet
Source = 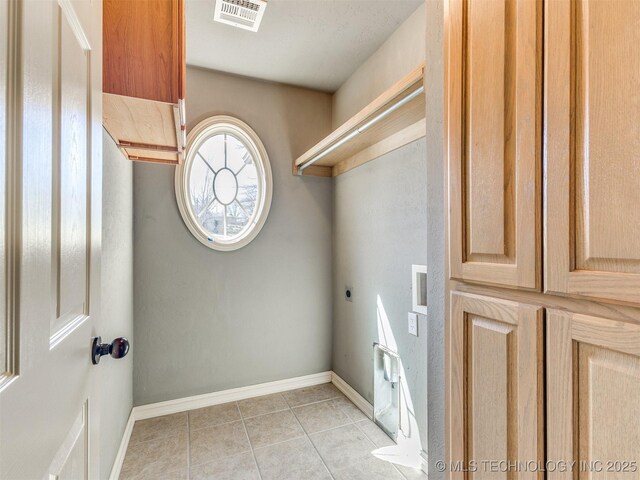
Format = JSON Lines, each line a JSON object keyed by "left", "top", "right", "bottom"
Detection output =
{"left": 408, "top": 312, "right": 418, "bottom": 336}
{"left": 345, "top": 286, "right": 353, "bottom": 302}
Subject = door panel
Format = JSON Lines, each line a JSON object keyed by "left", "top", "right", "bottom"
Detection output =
{"left": 0, "top": 0, "right": 8, "bottom": 380}
{"left": 0, "top": 0, "right": 19, "bottom": 391}
{"left": 545, "top": 0, "right": 640, "bottom": 304}
{"left": 448, "top": 291, "right": 544, "bottom": 479}
{"left": 51, "top": 0, "right": 91, "bottom": 344}
{"left": 447, "top": 0, "right": 541, "bottom": 290}
{"left": 48, "top": 403, "right": 89, "bottom": 480}
{"left": 0, "top": 0, "right": 102, "bottom": 478}
{"left": 547, "top": 310, "right": 640, "bottom": 479}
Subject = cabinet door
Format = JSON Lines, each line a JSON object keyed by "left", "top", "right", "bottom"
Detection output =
{"left": 547, "top": 310, "right": 640, "bottom": 479}
{"left": 103, "top": 0, "right": 185, "bottom": 104}
{"left": 446, "top": 0, "right": 541, "bottom": 290}
{"left": 448, "top": 291, "right": 544, "bottom": 478}
{"left": 545, "top": 0, "right": 640, "bottom": 304}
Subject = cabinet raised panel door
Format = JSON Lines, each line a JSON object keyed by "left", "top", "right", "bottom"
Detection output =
{"left": 448, "top": 291, "right": 544, "bottom": 479}
{"left": 446, "top": 0, "right": 541, "bottom": 290}
{"left": 547, "top": 310, "right": 640, "bottom": 479}
{"left": 545, "top": 0, "right": 640, "bottom": 304}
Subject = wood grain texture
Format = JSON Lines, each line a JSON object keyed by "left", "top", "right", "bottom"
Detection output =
{"left": 447, "top": 0, "right": 541, "bottom": 290}
{"left": 451, "top": 280, "right": 640, "bottom": 325}
{"left": 294, "top": 65, "right": 425, "bottom": 175}
{"left": 449, "top": 291, "right": 544, "bottom": 479}
{"left": 331, "top": 118, "right": 425, "bottom": 177}
{"left": 102, "top": 0, "right": 185, "bottom": 164}
{"left": 103, "top": 0, "right": 185, "bottom": 103}
{"left": 103, "top": 93, "right": 182, "bottom": 165}
{"left": 545, "top": 0, "right": 640, "bottom": 305}
{"left": 466, "top": 0, "right": 507, "bottom": 257}
{"left": 547, "top": 310, "right": 640, "bottom": 479}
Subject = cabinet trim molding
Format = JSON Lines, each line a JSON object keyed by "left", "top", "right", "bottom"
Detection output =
{"left": 544, "top": 0, "right": 640, "bottom": 305}
{"left": 446, "top": 0, "right": 542, "bottom": 291}
{"left": 447, "top": 291, "right": 544, "bottom": 478}
{"left": 547, "top": 309, "right": 640, "bottom": 478}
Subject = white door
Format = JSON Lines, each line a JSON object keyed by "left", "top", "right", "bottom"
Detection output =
{"left": 0, "top": 0, "right": 103, "bottom": 478}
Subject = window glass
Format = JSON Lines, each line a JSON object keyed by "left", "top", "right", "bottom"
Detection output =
{"left": 175, "top": 117, "right": 272, "bottom": 251}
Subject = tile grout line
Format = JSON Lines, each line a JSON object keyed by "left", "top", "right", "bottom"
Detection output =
{"left": 237, "top": 392, "right": 344, "bottom": 422}
{"left": 292, "top": 408, "right": 358, "bottom": 437}
{"left": 184, "top": 392, "right": 348, "bottom": 433}
{"left": 239, "top": 407, "right": 290, "bottom": 421}
{"left": 123, "top": 386, "right": 420, "bottom": 480}
{"left": 187, "top": 398, "right": 288, "bottom": 433}
{"left": 352, "top": 420, "right": 410, "bottom": 480}
{"left": 288, "top": 405, "right": 336, "bottom": 480}
{"left": 247, "top": 407, "right": 361, "bottom": 452}
{"left": 284, "top": 394, "right": 346, "bottom": 410}
{"left": 237, "top": 401, "right": 264, "bottom": 480}
{"left": 189, "top": 415, "right": 249, "bottom": 433}
{"left": 126, "top": 430, "right": 185, "bottom": 448}
{"left": 249, "top": 431, "right": 308, "bottom": 451}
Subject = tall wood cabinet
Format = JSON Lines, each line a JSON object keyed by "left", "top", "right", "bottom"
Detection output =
{"left": 547, "top": 310, "right": 640, "bottom": 479}
{"left": 545, "top": 0, "right": 640, "bottom": 305}
{"left": 446, "top": 0, "right": 640, "bottom": 476}
{"left": 449, "top": 292, "right": 544, "bottom": 478}
{"left": 102, "top": 0, "right": 186, "bottom": 164}
{"left": 447, "top": 0, "right": 541, "bottom": 291}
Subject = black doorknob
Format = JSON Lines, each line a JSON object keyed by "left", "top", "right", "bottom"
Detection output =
{"left": 91, "top": 336, "right": 130, "bottom": 365}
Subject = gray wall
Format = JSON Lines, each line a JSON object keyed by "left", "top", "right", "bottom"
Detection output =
{"left": 330, "top": 0, "right": 430, "bottom": 455}
{"left": 99, "top": 130, "right": 133, "bottom": 479}
{"left": 132, "top": 68, "right": 334, "bottom": 406}
{"left": 332, "top": 140, "right": 428, "bottom": 448}
{"left": 331, "top": 3, "right": 426, "bottom": 128}
{"left": 425, "top": 0, "right": 445, "bottom": 476}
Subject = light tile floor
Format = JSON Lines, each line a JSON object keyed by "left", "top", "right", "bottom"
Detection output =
{"left": 120, "top": 383, "right": 428, "bottom": 480}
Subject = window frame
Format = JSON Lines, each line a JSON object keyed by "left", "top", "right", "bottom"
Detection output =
{"left": 175, "top": 115, "right": 273, "bottom": 251}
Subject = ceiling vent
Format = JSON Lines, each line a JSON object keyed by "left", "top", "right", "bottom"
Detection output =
{"left": 214, "top": 0, "right": 267, "bottom": 32}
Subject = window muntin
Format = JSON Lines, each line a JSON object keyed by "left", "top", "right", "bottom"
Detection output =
{"left": 176, "top": 116, "right": 272, "bottom": 251}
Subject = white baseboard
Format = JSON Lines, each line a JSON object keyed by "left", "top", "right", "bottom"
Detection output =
{"left": 109, "top": 371, "right": 383, "bottom": 479}
{"left": 331, "top": 373, "right": 429, "bottom": 476}
{"left": 108, "top": 411, "right": 135, "bottom": 480}
{"left": 133, "top": 371, "right": 332, "bottom": 421}
{"left": 109, "top": 371, "right": 332, "bottom": 479}
{"left": 330, "top": 372, "right": 373, "bottom": 419}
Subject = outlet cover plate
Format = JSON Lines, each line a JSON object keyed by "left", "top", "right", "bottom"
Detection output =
{"left": 408, "top": 312, "right": 418, "bottom": 336}
{"left": 345, "top": 286, "right": 353, "bottom": 302}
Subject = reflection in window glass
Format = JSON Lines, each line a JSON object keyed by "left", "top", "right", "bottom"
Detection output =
{"left": 189, "top": 133, "right": 259, "bottom": 238}
{"left": 175, "top": 116, "right": 272, "bottom": 251}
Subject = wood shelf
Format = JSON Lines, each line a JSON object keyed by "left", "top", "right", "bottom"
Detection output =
{"left": 294, "top": 65, "right": 425, "bottom": 177}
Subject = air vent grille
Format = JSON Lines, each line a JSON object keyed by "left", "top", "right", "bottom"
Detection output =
{"left": 214, "top": 0, "right": 267, "bottom": 32}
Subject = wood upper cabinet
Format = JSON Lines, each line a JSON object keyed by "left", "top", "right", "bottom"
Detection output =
{"left": 102, "top": 0, "right": 186, "bottom": 164}
{"left": 547, "top": 310, "right": 640, "bottom": 478}
{"left": 446, "top": 0, "right": 542, "bottom": 290}
{"left": 545, "top": 0, "right": 640, "bottom": 305}
{"left": 448, "top": 291, "right": 544, "bottom": 478}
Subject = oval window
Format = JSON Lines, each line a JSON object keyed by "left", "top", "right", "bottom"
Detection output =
{"left": 175, "top": 116, "right": 273, "bottom": 251}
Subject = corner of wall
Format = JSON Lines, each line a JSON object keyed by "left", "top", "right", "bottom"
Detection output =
{"left": 424, "top": 0, "right": 446, "bottom": 478}
{"left": 100, "top": 129, "right": 134, "bottom": 480}
{"left": 331, "top": 2, "right": 427, "bottom": 128}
